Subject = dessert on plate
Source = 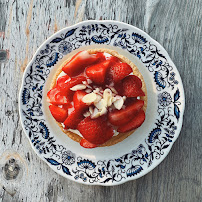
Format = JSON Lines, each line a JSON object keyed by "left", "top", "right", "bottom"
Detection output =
{"left": 47, "top": 49, "right": 147, "bottom": 148}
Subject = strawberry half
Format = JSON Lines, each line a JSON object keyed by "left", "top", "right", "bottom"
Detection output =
{"left": 86, "top": 60, "right": 111, "bottom": 84}
{"left": 107, "top": 56, "right": 121, "bottom": 65}
{"left": 64, "top": 109, "right": 84, "bottom": 129}
{"left": 80, "top": 138, "right": 97, "bottom": 148}
{"left": 73, "top": 90, "right": 88, "bottom": 111}
{"left": 62, "top": 51, "right": 100, "bottom": 77}
{"left": 108, "top": 99, "right": 144, "bottom": 126}
{"left": 122, "top": 75, "right": 145, "bottom": 97}
{"left": 107, "top": 63, "right": 133, "bottom": 83}
{"left": 47, "top": 87, "right": 70, "bottom": 105}
{"left": 77, "top": 116, "right": 114, "bottom": 145}
{"left": 118, "top": 110, "right": 145, "bottom": 133}
{"left": 57, "top": 75, "right": 87, "bottom": 100}
{"left": 56, "top": 75, "right": 70, "bottom": 86}
{"left": 95, "top": 52, "right": 106, "bottom": 63}
{"left": 49, "top": 105, "right": 68, "bottom": 122}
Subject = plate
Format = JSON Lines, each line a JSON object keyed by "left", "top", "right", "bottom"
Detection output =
{"left": 19, "top": 20, "right": 185, "bottom": 185}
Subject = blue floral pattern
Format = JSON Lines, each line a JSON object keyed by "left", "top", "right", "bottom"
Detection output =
{"left": 19, "top": 22, "right": 184, "bottom": 185}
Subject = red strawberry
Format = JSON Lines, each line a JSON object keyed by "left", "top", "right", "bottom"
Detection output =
{"left": 62, "top": 51, "right": 100, "bottom": 77}
{"left": 56, "top": 74, "right": 70, "bottom": 85}
{"left": 118, "top": 110, "right": 145, "bottom": 133}
{"left": 49, "top": 105, "right": 68, "bottom": 122}
{"left": 122, "top": 75, "right": 145, "bottom": 97}
{"left": 47, "top": 87, "right": 70, "bottom": 105}
{"left": 108, "top": 99, "right": 144, "bottom": 126}
{"left": 95, "top": 52, "right": 106, "bottom": 63}
{"left": 108, "top": 56, "right": 121, "bottom": 65}
{"left": 64, "top": 109, "right": 83, "bottom": 129}
{"left": 57, "top": 75, "right": 87, "bottom": 99}
{"left": 73, "top": 90, "right": 88, "bottom": 111}
{"left": 77, "top": 116, "right": 114, "bottom": 145}
{"left": 86, "top": 60, "right": 111, "bottom": 84}
{"left": 80, "top": 138, "right": 97, "bottom": 148}
{"left": 108, "top": 63, "right": 133, "bottom": 83}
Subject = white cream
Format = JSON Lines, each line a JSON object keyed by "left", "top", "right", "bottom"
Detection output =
{"left": 68, "top": 129, "right": 83, "bottom": 137}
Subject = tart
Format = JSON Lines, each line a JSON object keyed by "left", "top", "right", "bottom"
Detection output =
{"left": 47, "top": 49, "right": 147, "bottom": 148}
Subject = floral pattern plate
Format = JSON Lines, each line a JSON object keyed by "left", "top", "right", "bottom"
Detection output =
{"left": 19, "top": 20, "right": 185, "bottom": 186}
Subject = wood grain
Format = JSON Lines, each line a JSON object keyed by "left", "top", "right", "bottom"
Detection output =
{"left": 0, "top": 0, "right": 201, "bottom": 201}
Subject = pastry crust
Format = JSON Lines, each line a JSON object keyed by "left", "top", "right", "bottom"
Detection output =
{"left": 48, "top": 49, "right": 147, "bottom": 147}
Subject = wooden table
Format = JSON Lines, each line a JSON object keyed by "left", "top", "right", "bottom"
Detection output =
{"left": 0, "top": 0, "right": 201, "bottom": 201}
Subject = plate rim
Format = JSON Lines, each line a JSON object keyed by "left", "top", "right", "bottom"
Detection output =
{"left": 19, "top": 20, "right": 185, "bottom": 186}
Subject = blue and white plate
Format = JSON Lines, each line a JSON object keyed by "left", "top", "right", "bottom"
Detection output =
{"left": 19, "top": 20, "right": 185, "bottom": 186}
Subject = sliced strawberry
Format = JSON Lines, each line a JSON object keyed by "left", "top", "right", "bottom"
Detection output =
{"left": 56, "top": 75, "right": 70, "bottom": 85}
{"left": 47, "top": 87, "right": 70, "bottom": 105}
{"left": 64, "top": 109, "right": 83, "bottom": 129}
{"left": 77, "top": 116, "right": 114, "bottom": 145}
{"left": 118, "top": 110, "right": 145, "bottom": 133}
{"left": 107, "top": 63, "right": 133, "bottom": 83}
{"left": 114, "top": 82, "right": 123, "bottom": 95}
{"left": 122, "top": 75, "right": 145, "bottom": 97}
{"left": 80, "top": 138, "right": 97, "bottom": 148}
{"left": 108, "top": 56, "right": 121, "bottom": 65}
{"left": 108, "top": 99, "right": 144, "bottom": 126}
{"left": 73, "top": 90, "right": 88, "bottom": 111}
{"left": 49, "top": 105, "right": 68, "bottom": 122}
{"left": 86, "top": 60, "right": 111, "bottom": 84}
{"left": 62, "top": 51, "right": 100, "bottom": 77}
{"left": 57, "top": 75, "right": 87, "bottom": 99}
{"left": 95, "top": 52, "right": 106, "bottom": 63}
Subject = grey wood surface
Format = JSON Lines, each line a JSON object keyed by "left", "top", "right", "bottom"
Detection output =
{"left": 0, "top": 0, "right": 201, "bottom": 201}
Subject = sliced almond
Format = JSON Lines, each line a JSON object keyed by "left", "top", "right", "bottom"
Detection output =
{"left": 122, "top": 96, "right": 127, "bottom": 101}
{"left": 103, "top": 88, "right": 113, "bottom": 107}
{"left": 70, "top": 84, "right": 86, "bottom": 91}
{"left": 85, "top": 89, "right": 92, "bottom": 93}
{"left": 91, "top": 108, "right": 100, "bottom": 119}
{"left": 112, "top": 97, "right": 117, "bottom": 103}
{"left": 113, "top": 97, "right": 124, "bottom": 110}
{"left": 99, "top": 107, "right": 107, "bottom": 116}
{"left": 83, "top": 111, "right": 91, "bottom": 117}
{"left": 89, "top": 106, "right": 94, "bottom": 114}
{"left": 82, "top": 81, "right": 87, "bottom": 85}
{"left": 94, "top": 94, "right": 102, "bottom": 103}
{"left": 87, "top": 79, "right": 92, "bottom": 84}
{"left": 93, "top": 88, "right": 100, "bottom": 94}
{"left": 82, "top": 92, "right": 97, "bottom": 104}
{"left": 95, "top": 99, "right": 107, "bottom": 110}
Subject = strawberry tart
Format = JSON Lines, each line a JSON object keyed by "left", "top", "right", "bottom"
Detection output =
{"left": 47, "top": 49, "right": 147, "bottom": 148}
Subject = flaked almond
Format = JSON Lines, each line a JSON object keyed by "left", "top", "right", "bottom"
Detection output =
{"left": 95, "top": 99, "right": 107, "bottom": 110}
{"left": 87, "top": 79, "right": 92, "bottom": 84}
{"left": 94, "top": 94, "right": 102, "bottom": 103}
{"left": 70, "top": 84, "right": 86, "bottom": 91}
{"left": 112, "top": 97, "right": 117, "bottom": 103}
{"left": 82, "top": 81, "right": 87, "bottom": 85}
{"left": 83, "top": 111, "right": 91, "bottom": 117}
{"left": 93, "top": 88, "right": 100, "bottom": 94}
{"left": 91, "top": 108, "right": 100, "bottom": 119}
{"left": 85, "top": 89, "right": 92, "bottom": 93}
{"left": 113, "top": 97, "right": 124, "bottom": 110}
{"left": 103, "top": 88, "right": 113, "bottom": 107}
{"left": 82, "top": 92, "right": 97, "bottom": 104}
{"left": 122, "top": 96, "right": 127, "bottom": 101}
{"left": 89, "top": 106, "right": 94, "bottom": 114}
{"left": 99, "top": 107, "right": 107, "bottom": 116}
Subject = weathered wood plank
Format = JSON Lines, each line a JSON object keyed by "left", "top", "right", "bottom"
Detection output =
{"left": 0, "top": 0, "right": 201, "bottom": 201}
